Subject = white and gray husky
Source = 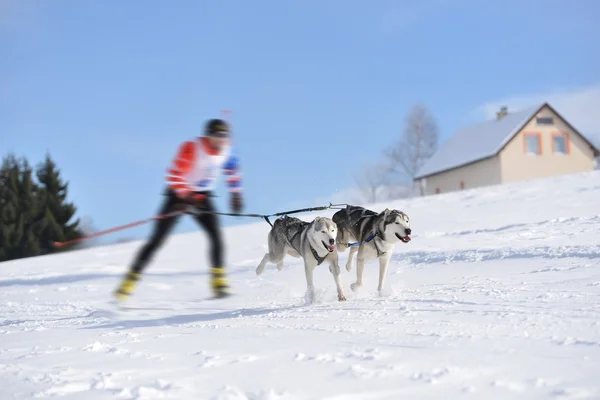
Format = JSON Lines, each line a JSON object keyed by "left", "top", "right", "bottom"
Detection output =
{"left": 332, "top": 205, "right": 411, "bottom": 295}
{"left": 255, "top": 215, "right": 347, "bottom": 302}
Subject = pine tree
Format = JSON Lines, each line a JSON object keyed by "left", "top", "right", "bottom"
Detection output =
{"left": 0, "top": 155, "right": 23, "bottom": 261}
{"left": 0, "top": 157, "right": 12, "bottom": 261}
{"left": 0, "top": 152, "right": 84, "bottom": 262}
{"left": 18, "top": 158, "right": 46, "bottom": 257}
{"left": 0, "top": 154, "right": 48, "bottom": 261}
{"left": 36, "top": 153, "right": 83, "bottom": 253}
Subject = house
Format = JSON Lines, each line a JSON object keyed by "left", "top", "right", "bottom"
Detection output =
{"left": 414, "top": 103, "right": 600, "bottom": 196}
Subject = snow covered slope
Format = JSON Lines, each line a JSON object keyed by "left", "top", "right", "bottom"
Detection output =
{"left": 2, "top": 171, "right": 600, "bottom": 400}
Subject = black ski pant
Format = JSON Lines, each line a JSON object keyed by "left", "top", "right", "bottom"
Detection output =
{"left": 129, "top": 190, "right": 223, "bottom": 275}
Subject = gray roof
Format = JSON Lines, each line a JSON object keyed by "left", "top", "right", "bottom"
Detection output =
{"left": 414, "top": 102, "right": 600, "bottom": 180}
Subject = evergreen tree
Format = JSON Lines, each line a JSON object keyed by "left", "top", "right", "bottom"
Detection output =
{"left": 0, "top": 152, "right": 84, "bottom": 262}
{"left": 18, "top": 158, "right": 46, "bottom": 257}
{"left": 0, "top": 156, "right": 13, "bottom": 261}
{"left": 0, "top": 154, "right": 47, "bottom": 261}
{"left": 0, "top": 155, "right": 21, "bottom": 261}
{"left": 36, "top": 153, "right": 83, "bottom": 253}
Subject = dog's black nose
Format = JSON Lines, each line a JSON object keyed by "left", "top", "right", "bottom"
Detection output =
{"left": 329, "top": 238, "right": 335, "bottom": 245}
{"left": 405, "top": 228, "right": 411, "bottom": 235}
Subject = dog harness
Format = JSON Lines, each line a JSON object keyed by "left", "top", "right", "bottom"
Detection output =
{"left": 346, "top": 232, "right": 385, "bottom": 257}
{"left": 288, "top": 225, "right": 328, "bottom": 265}
{"left": 372, "top": 237, "right": 385, "bottom": 257}
{"left": 370, "top": 229, "right": 386, "bottom": 257}
{"left": 166, "top": 137, "right": 242, "bottom": 197}
{"left": 309, "top": 246, "right": 327, "bottom": 265}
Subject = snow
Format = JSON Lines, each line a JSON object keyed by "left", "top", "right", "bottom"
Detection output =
{"left": 2, "top": 171, "right": 600, "bottom": 400}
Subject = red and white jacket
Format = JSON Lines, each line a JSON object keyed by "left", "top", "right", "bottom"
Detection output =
{"left": 166, "top": 137, "right": 242, "bottom": 198}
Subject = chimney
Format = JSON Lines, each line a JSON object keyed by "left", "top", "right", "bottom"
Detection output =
{"left": 496, "top": 106, "right": 508, "bottom": 120}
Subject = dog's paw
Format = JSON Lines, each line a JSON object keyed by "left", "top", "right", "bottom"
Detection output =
{"left": 304, "top": 290, "right": 316, "bottom": 304}
{"left": 350, "top": 282, "right": 361, "bottom": 292}
{"left": 255, "top": 266, "right": 264, "bottom": 276}
{"left": 277, "top": 262, "right": 284, "bottom": 271}
{"left": 338, "top": 293, "right": 347, "bottom": 301}
{"left": 346, "top": 263, "right": 352, "bottom": 272}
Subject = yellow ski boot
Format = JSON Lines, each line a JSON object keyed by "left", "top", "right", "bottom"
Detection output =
{"left": 114, "top": 272, "right": 141, "bottom": 301}
{"left": 210, "top": 267, "right": 232, "bottom": 298}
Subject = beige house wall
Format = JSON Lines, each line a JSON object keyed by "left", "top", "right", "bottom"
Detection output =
{"left": 418, "top": 156, "right": 501, "bottom": 196}
{"left": 500, "top": 105, "right": 596, "bottom": 183}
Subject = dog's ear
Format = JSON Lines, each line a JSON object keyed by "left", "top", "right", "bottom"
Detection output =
{"left": 313, "top": 217, "right": 324, "bottom": 230}
{"left": 384, "top": 209, "right": 398, "bottom": 225}
{"left": 391, "top": 209, "right": 408, "bottom": 221}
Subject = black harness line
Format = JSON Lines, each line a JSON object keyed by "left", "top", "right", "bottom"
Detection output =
{"left": 52, "top": 202, "right": 350, "bottom": 248}
{"left": 189, "top": 202, "right": 350, "bottom": 228}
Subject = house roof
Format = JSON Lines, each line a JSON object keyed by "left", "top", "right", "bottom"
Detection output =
{"left": 414, "top": 102, "right": 600, "bottom": 180}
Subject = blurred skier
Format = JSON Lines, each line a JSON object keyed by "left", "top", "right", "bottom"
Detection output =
{"left": 114, "top": 118, "right": 243, "bottom": 301}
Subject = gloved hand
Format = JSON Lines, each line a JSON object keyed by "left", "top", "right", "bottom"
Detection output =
{"left": 230, "top": 192, "right": 243, "bottom": 214}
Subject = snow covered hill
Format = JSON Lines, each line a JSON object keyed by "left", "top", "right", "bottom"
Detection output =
{"left": 2, "top": 171, "right": 600, "bottom": 400}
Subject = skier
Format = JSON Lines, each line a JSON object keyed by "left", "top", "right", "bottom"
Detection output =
{"left": 113, "top": 118, "right": 243, "bottom": 301}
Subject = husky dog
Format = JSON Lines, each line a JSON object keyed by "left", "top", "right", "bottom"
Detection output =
{"left": 332, "top": 205, "right": 411, "bottom": 295}
{"left": 255, "top": 215, "right": 346, "bottom": 302}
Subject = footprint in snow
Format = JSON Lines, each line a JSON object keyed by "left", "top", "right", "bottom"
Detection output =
{"left": 196, "top": 352, "right": 260, "bottom": 368}
{"left": 295, "top": 348, "right": 384, "bottom": 363}
{"left": 211, "top": 385, "right": 292, "bottom": 400}
{"left": 338, "top": 364, "right": 403, "bottom": 380}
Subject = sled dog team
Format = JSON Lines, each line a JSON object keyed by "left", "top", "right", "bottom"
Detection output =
{"left": 256, "top": 204, "right": 412, "bottom": 302}
{"left": 112, "top": 119, "right": 411, "bottom": 304}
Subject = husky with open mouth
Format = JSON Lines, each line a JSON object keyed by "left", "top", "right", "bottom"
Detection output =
{"left": 332, "top": 205, "right": 411, "bottom": 295}
{"left": 256, "top": 215, "right": 346, "bottom": 302}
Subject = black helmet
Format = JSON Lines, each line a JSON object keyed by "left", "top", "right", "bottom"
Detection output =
{"left": 205, "top": 119, "right": 230, "bottom": 137}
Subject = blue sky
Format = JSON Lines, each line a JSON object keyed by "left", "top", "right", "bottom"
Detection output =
{"left": 2, "top": 0, "right": 600, "bottom": 246}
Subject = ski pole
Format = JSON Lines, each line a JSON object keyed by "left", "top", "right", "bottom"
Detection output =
{"left": 52, "top": 210, "right": 184, "bottom": 248}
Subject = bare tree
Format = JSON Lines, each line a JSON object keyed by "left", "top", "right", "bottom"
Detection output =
{"left": 384, "top": 183, "right": 420, "bottom": 200}
{"left": 385, "top": 104, "right": 439, "bottom": 195}
{"left": 353, "top": 161, "right": 389, "bottom": 204}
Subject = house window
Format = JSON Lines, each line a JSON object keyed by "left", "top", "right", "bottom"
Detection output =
{"left": 523, "top": 133, "right": 542, "bottom": 155}
{"left": 552, "top": 132, "right": 569, "bottom": 154}
{"left": 536, "top": 117, "right": 554, "bottom": 125}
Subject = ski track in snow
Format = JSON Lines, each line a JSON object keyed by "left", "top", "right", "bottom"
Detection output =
{"left": 2, "top": 171, "right": 600, "bottom": 399}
